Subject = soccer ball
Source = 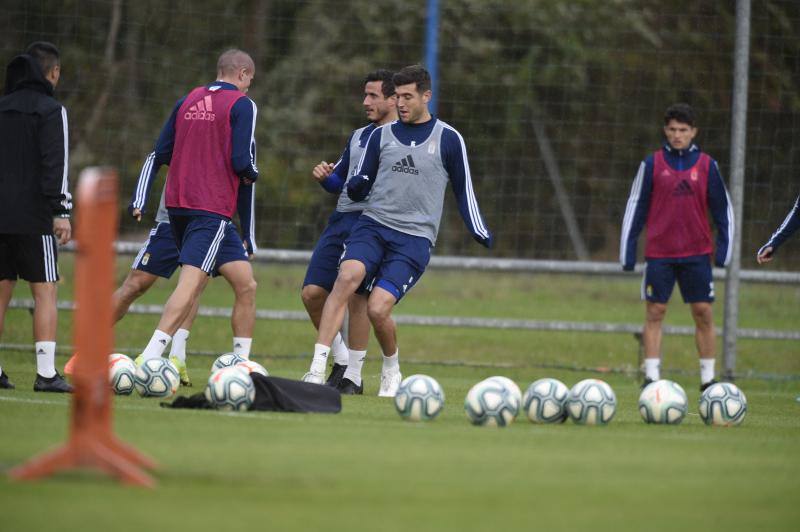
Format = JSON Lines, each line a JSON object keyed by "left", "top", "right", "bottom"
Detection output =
{"left": 108, "top": 353, "right": 136, "bottom": 395}
{"left": 205, "top": 366, "right": 255, "bottom": 411}
{"left": 235, "top": 360, "right": 269, "bottom": 377}
{"left": 464, "top": 378, "right": 520, "bottom": 427}
{"left": 134, "top": 358, "right": 180, "bottom": 398}
{"left": 699, "top": 382, "right": 747, "bottom": 426}
{"left": 211, "top": 352, "right": 247, "bottom": 372}
{"left": 522, "top": 378, "right": 569, "bottom": 423}
{"left": 393, "top": 374, "right": 445, "bottom": 421}
{"left": 485, "top": 376, "right": 522, "bottom": 405}
{"left": 566, "top": 379, "right": 617, "bottom": 425}
{"left": 638, "top": 379, "right": 688, "bottom": 424}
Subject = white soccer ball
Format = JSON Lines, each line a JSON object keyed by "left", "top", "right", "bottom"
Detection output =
{"left": 134, "top": 358, "right": 180, "bottom": 398}
{"left": 211, "top": 352, "right": 247, "bottom": 372}
{"left": 464, "top": 378, "right": 520, "bottom": 427}
{"left": 235, "top": 360, "right": 269, "bottom": 377}
{"left": 566, "top": 378, "right": 617, "bottom": 425}
{"left": 522, "top": 378, "right": 569, "bottom": 423}
{"left": 638, "top": 379, "right": 688, "bottom": 424}
{"left": 699, "top": 382, "right": 747, "bottom": 426}
{"left": 393, "top": 374, "right": 445, "bottom": 421}
{"left": 108, "top": 353, "right": 136, "bottom": 395}
{"left": 485, "top": 376, "right": 522, "bottom": 405}
{"left": 205, "top": 366, "right": 255, "bottom": 411}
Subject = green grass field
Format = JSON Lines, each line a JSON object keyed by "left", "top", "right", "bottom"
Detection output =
{"left": 1, "top": 257, "right": 799, "bottom": 531}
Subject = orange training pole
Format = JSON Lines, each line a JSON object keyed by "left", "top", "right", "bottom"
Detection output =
{"left": 9, "top": 167, "right": 157, "bottom": 487}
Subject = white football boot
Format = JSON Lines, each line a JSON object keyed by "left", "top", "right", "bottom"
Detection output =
{"left": 302, "top": 370, "right": 325, "bottom": 385}
{"left": 378, "top": 369, "right": 402, "bottom": 397}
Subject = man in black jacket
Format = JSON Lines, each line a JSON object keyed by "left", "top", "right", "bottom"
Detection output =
{"left": 0, "top": 42, "right": 72, "bottom": 392}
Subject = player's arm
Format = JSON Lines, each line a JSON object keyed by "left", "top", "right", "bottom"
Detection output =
{"left": 757, "top": 193, "right": 800, "bottom": 264}
{"left": 346, "top": 127, "right": 382, "bottom": 201}
{"left": 315, "top": 134, "right": 353, "bottom": 194}
{"left": 707, "top": 160, "right": 734, "bottom": 267}
{"left": 230, "top": 97, "right": 258, "bottom": 184}
{"left": 619, "top": 159, "right": 653, "bottom": 271}
{"left": 128, "top": 97, "right": 184, "bottom": 220}
{"left": 39, "top": 104, "right": 72, "bottom": 244}
{"left": 236, "top": 182, "right": 257, "bottom": 256}
{"left": 441, "top": 127, "right": 493, "bottom": 248}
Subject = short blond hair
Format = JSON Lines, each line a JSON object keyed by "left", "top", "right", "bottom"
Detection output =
{"left": 216, "top": 49, "right": 254, "bottom": 77}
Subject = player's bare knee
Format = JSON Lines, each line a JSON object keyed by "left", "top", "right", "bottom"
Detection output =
{"left": 691, "top": 303, "right": 713, "bottom": 326}
{"left": 335, "top": 269, "right": 362, "bottom": 292}
{"left": 367, "top": 298, "right": 392, "bottom": 325}
{"left": 301, "top": 285, "right": 327, "bottom": 310}
{"left": 235, "top": 277, "right": 257, "bottom": 300}
{"left": 646, "top": 303, "right": 667, "bottom": 322}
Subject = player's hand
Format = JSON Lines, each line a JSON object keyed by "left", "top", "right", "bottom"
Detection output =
{"left": 312, "top": 161, "right": 335, "bottom": 182}
{"left": 757, "top": 246, "right": 774, "bottom": 264}
{"left": 132, "top": 208, "right": 142, "bottom": 222}
{"left": 53, "top": 217, "right": 72, "bottom": 245}
{"left": 243, "top": 241, "right": 255, "bottom": 261}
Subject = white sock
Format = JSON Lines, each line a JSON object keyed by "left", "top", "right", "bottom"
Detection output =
{"left": 169, "top": 328, "right": 190, "bottom": 362}
{"left": 644, "top": 358, "right": 660, "bottom": 381}
{"left": 332, "top": 332, "right": 349, "bottom": 365}
{"left": 382, "top": 349, "right": 399, "bottom": 374}
{"left": 310, "top": 343, "right": 330, "bottom": 374}
{"left": 233, "top": 337, "right": 252, "bottom": 359}
{"left": 700, "top": 358, "right": 716, "bottom": 384}
{"left": 142, "top": 329, "right": 171, "bottom": 360}
{"left": 343, "top": 349, "right": 367, "bottom": 386}
{"left": 35, "top": 341, "right": 56, "bottom": 378}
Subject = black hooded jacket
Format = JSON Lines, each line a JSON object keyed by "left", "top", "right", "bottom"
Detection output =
{"left": 0, "top": 54, "right": 71, "bottom": 234}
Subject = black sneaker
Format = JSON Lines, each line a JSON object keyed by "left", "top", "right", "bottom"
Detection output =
{"left": 34, "top": 372, "right": 73, "bottom": 393}
{"left": 337, "top": 377, "right": 363, "bottom": 395}
{"left": 0, "top": 371, "right": 15, "bottom": 389}
{"left": 700, "top": 379, "right": 719, "bottom": 393}
{"left": 640, "top": 377, "right": 655, "bottom": 390}
{"left": 326, "top": 363, "right": 347, "bottom": 388}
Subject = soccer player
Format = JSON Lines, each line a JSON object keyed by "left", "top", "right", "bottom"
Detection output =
{"left": 135, "top": 49, "right": 259, "bottom": 366}
{"left": 756, "top": 193, "right": 800, "bottom": 264}
{"left": 304, "top": 65, "right": 493, "bottom": 397}
{"left": 301, "top": 70, "right": 397, "bottom": 394}
{"left": 0, "top": 42, "right": 72, "bottom": 392}
{"left": 64, "top": 173, "right": 256, "bottom": 385}
{"left": 620, "top": 103, "right": 733, "bottom": 391}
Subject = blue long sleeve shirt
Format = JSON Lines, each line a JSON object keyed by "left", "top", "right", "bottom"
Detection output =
{"left": 620, "top": 143, "right": 732, "bottom": 269}
{"left": 759, "top": 194, "right": 800, "bottom": 256}
{"left": 128, "top": 82, "right": 258, "bottom": 252}
{"left": 347, "top": 118, "right": 492, "bottom": 248}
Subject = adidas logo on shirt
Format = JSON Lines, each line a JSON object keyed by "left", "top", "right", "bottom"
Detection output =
{"left": 391, "top": 155, "right": 420, "bottom": 175}
{"left": 672, "top": 179, "right": 694, "bottom": 197}
{"left": 184, "top": 95, "right": 216, "bottom": 121}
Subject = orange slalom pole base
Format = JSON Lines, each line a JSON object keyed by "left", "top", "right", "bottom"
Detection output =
{"left": 9, "top": 167, "right": 157, "bottom": 488}
{"left": 9, "top": 432, "right": 157, "bottom": 487}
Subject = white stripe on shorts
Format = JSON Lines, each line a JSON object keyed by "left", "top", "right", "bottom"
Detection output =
{"left": 640, "top": 263, "right": 647, "bottom": 301}
{"left": 132, "top": 225, "right": 159, "bottom": 269}
{"left": 41, "top": 235, "right": 57, "bottom": 282}
{"left": 201, "top": 220, "right": 228, "bottom": 273}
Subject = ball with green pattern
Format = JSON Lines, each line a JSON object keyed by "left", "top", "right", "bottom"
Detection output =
{"left": 394, "top": 374, "right": 445, "bottom": 421}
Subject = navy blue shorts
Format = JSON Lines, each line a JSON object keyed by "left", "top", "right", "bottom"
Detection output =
{"left": 303, "top": 210, "right": 362, "bottom": 291}
{"left": 169, "top": 214, "right": 248, "bottom": 275}
{"left": 643, "top": 255, "right": 714, "bottom": 304}
{"left": 131, "top": 222, "right": 180, "bottom": 279}
{"left": 341, "top": 216, "right": 431, "bottom": 302}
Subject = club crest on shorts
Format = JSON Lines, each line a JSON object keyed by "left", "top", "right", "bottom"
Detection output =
{"left": 141, "top": 253, "right": 150, "bottom": 265}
